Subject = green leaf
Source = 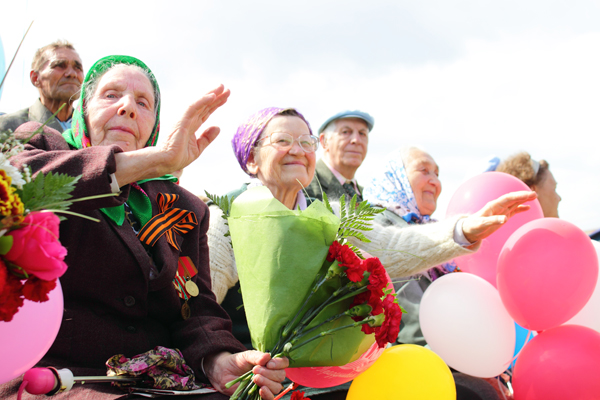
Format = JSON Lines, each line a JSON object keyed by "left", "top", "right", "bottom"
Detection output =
{"left": 0, "top": 235, "right": 13, "bottom": 255}
{"left": 17, "top": 172, "right": 80, "bottom": 212}
{"left": 205, "top": 190, "right": 234, "bottom": 218}
{"left": 335, "top": 197, "right": 384, "bottom": 244}
{"left": 321, "top": 191, "right": 334, "bottom": 215}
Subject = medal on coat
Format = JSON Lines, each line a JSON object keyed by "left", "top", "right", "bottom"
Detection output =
{"left": 172, "top": 257, "right": 199, "bottom": 320}
{"left": 181, "top": 301, "right": 191, "bottom": 320}
{"left": 179, "top": 256, "right": 199, "bottom": 297}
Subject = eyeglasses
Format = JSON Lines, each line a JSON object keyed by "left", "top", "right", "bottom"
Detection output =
{"left": 256, "top": 132, "right": 319, "bottom": 153}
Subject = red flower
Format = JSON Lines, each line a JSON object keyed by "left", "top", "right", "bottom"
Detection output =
{"left": 350, "top": 291, "right": 370, "bottom": 321}
{"left": 22, "top": 276, "right": 57, "bottom": 302}
{"left": 361, "top": 322, "right": 376, "bottom": 335}
{"left": 365, "top": 258, "right": 388, "bottom": 293}
{"left": 339, "top": 247, "right": 365, "bottom": 282}
{"left": 327, "top": 241, "right": 342, "bottom": 262}
{"left": 0, "top": 273, "right": 24, "bottom": 322}
{"left": 350, "top": 258, "right": 389, "bottom": 322}
{"left": 291, "top": 391, "right": 311, "bottom": 400}
{"left": 374, "top": 294, "right": 403, "bottom": 348}
{"left": 327, "top": 241, "right": 366, "bottom": 282}
{"left": 0, "top": 259, "right": 7, "bottom": 294}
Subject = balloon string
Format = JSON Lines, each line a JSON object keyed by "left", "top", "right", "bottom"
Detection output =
{"left": 497, "top": 376, "right": 509, "bottom": 400}
{"left": 273, "top": 382, "right": 299, "bottom": 400}
{"left": 17, "top": 380, "right": 27, "bottom": 400}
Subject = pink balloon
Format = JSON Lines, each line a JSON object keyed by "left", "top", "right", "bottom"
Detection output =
{"left": 513, "top": 325, "right": 600, "bottom": 400}
{"left": 446, "top": 172, "right": 543, "bottom": 287}
{"left": 565, "top": 240, "right": 600, "bottom": 332}
{"left": 497, "top": 219, "right": 598, "bottom": 331}
{"left": 0, "top": 280, "right": 63, "bottom": 384}
{"left": 285, "top": 342, "right": 384, "bottom": 388}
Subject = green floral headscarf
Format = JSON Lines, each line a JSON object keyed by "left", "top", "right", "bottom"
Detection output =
{"left": 62, "top": 55, "right": 175, "bottom": 226}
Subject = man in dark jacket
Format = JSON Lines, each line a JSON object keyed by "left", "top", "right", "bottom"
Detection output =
{"left": 0, "top": 40, "right": 83, "bottom": 133}
{"left": 305, "top": 110, "right": 374, "bottom": 202}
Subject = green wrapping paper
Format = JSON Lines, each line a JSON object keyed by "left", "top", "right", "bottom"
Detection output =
{"left": 228, "top": 187, "right": 375, "bottom": 368}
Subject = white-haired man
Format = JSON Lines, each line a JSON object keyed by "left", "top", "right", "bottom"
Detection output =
{"left": 305, "top": 110, "right": 374, "bottom": 202}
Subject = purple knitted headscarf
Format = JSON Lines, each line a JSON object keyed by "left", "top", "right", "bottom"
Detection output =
{"left": 232, "top": 107, "right": 313, "bottom": 174}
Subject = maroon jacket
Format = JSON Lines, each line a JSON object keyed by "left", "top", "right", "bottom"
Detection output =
{"left": 10, "top": 123, "right": 246, "bottom": 382}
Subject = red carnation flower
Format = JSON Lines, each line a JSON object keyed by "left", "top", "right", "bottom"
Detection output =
{"left": 22, "top": 276, "right": 57, "bottom": 302}
{"left": 365, "top": 258, "right": 388, "bottom": 293}
{"left": 0, "top": 259, "right": 7, "bottom": 294}
{"left": 291, "top": 391, "right": 311, "bottom": 400}
{"left": 361, "top": 322, "right": 376, "bottom": 335}
{"left": 374, "top": 294, "right": 403, "bottom": 348}
{"left": 0, "top": 273, "right": 24, "bottom": 322}
{"left": 338, "top": 246, "right": 365, "bottom": 282}
{"left": 327, "top": 241, "right": 342, "bottom": 262}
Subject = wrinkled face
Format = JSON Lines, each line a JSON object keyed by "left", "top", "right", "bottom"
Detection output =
{"left": 247, "top": 115, "right": 316, "bottom": 194}
{"left": 532, "top": 170, "right": 561, "bottom": 218}
{"left": 32, "top": 48, "right": 84, "bottom": 102}
{"left": 404, "top": 150, "right": 441, "bottom": 216}
{"left": 322, "top": 118, "right": 369, "bottom": 172}
{"left": 86, "top": 65, "right": 156, "bottom": 152}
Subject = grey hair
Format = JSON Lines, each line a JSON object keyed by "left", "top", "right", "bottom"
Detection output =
{"left": 320, "top": 118, "right": 372, "bottom": 142}
{"left": 320, "top": 119, "right": 338, "bottom": 142}
{"left": 398, "top": 146, "right": 428, "bottom": 165}
{"left": 31, "top": 39, "right": 77, "bottom": 71}
{"left": 82, "top": 63, "right": 159, "bottom": 114}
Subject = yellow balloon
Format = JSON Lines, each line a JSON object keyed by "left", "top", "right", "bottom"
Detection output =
{"left": 347, "top": 344, "right": 456, "bottom": 400}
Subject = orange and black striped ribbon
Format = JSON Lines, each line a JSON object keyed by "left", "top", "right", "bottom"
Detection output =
{"left": 137, "top": 193, "right": 198, "bottom": 251}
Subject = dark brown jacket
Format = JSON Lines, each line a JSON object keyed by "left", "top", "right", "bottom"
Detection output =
{"left": 9, "top": 123, "right": 246, "bottom": 385}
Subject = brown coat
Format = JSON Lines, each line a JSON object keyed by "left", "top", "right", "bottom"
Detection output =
{"left": 3, "top": 123, "right": 245, "bottom": 398}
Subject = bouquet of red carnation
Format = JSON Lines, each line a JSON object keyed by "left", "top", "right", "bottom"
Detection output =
{"left": 215, "top": 187, "right": 403, "bottom": 400}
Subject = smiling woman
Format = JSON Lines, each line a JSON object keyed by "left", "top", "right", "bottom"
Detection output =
{"left": 0, "top": 55, "right": 289, "bottom": 400}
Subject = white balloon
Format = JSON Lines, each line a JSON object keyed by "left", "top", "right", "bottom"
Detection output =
{"left": 564, "top": 240, "right": 600, "bottom": 332}
{"left": 420, "top": 273, "right": 516, "bottom": 378}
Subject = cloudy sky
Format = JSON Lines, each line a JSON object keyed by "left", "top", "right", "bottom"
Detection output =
{"left": 1, "top": 0, "right": 599, "bottom": 231}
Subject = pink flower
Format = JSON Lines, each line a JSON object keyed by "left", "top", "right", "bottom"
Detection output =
{"left": 5, "top": 212, "right": 68, "bottom": 280}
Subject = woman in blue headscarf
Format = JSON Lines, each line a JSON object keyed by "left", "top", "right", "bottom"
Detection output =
{"left": 363, "top": 146, "right": 511, "bottom": 400}
{"left": 363, "top": 146, "right": 458, "bottom": 343}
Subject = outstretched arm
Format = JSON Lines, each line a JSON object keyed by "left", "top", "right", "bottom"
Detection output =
{"left": 114, "top": 85, "right": 230, "bottom": 186}
{"left": 461, "top": 190, "right": 537, "bottom": 245}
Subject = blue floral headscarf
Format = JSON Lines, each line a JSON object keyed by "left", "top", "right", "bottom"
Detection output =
{"left": 363, "top": 148, "right": 432, "bottom": 224}
{"left": 363, "top": 148, "right": 456, "bottom": 277}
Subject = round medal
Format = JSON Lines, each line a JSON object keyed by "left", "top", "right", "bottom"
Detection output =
{"left": 185, "top": 280, "right": 200, "bottom": 297}
{"left": 181, "top": 302, "right": 191, "bottom": 320}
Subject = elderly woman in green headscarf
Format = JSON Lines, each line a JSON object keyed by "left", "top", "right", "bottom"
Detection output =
{"left": 1, "top": 56, "right": 287, "bottom": 400}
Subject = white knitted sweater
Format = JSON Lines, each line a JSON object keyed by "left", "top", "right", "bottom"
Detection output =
{"left": 207, "top": 205, "right": 474, "bottom": 304}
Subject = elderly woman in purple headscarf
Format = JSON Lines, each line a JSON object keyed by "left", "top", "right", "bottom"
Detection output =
{"left": 207, "top": 107, "right": 539, "bottom": 306}
{"left": 206, "top": 109, "right": 537, "bottom": 399}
